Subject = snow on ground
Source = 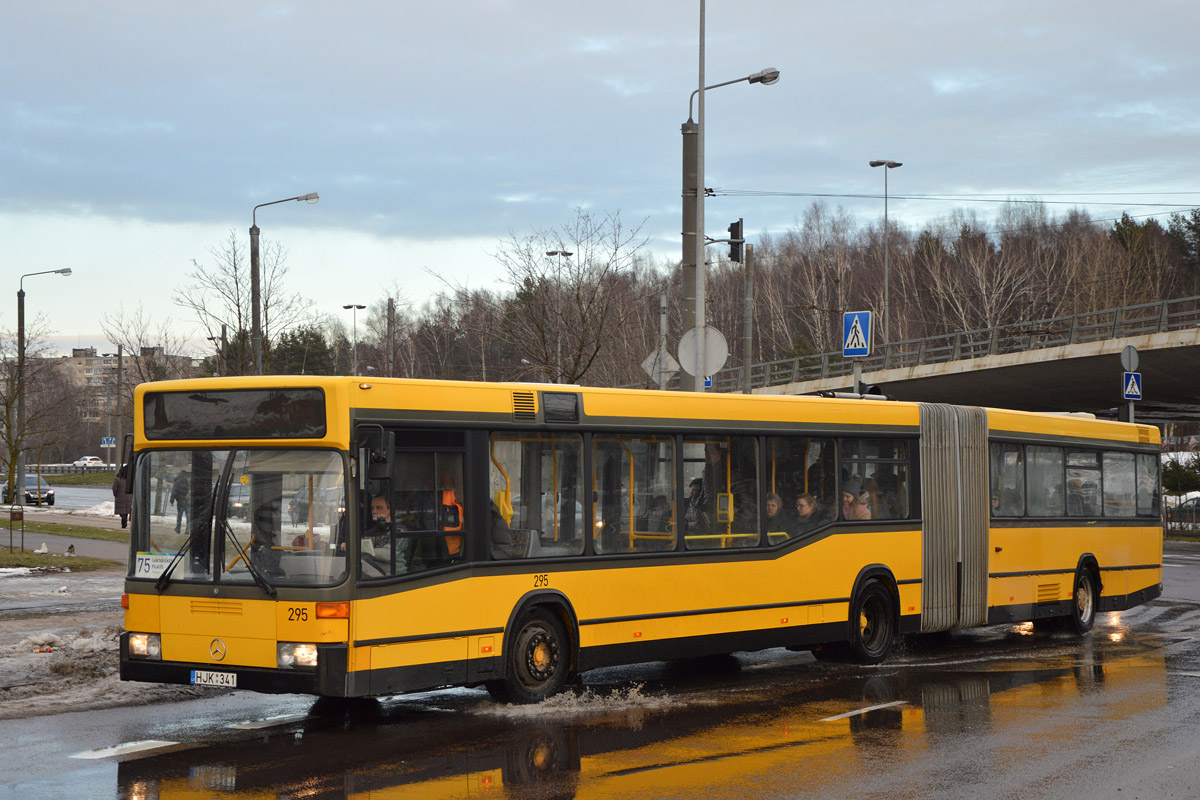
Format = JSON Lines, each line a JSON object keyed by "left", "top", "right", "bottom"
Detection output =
{"left": 24, "top": 501, "right": 116, "bottom": 518}
{"left": 0, "top": 567, "right": 216, "bottom": 718}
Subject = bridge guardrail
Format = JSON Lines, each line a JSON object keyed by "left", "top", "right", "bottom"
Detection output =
{"left": 650, "top": 295, "right": 1200, "bottom": 393}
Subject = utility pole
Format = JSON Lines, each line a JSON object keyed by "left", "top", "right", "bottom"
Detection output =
{"left": 741, "top": 244, "right": 754, "bottom": 393}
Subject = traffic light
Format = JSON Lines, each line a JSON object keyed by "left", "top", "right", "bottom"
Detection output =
{"left": 728, "top": 218, "right": 744, "bottom": 263}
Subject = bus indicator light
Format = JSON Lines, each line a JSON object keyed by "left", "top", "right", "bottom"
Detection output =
{"left": 633, "top": 631, "right": 642, "bottom": 638}
{"left": 780, "top": 617, "right": 789, "bottom": 624}
{"left": 316, "top": 602, "right": 349, "bottom": 619}
{"left": 481, "top": 644, "right": 493, "bottom": 653}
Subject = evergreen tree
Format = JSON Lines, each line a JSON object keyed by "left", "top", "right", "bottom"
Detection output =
{"left": 270, "top": 327, "right": 336, "bottom": 375}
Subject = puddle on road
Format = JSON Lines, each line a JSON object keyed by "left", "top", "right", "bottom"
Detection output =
{"left": 105, "top": 629, "right": 1181, "bottom": 800}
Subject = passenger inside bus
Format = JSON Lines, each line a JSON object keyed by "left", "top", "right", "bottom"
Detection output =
{"left": 440, "top": 469, "right": 464, "bottom": 559}
{"left": 792, "top": 493, "right": 825, "bottom": 535}
{"left": 764, "top": 493, "right": 788, "bottom": 532}
{"left": 841, "top": 479, "right": 872, "bottom": 521}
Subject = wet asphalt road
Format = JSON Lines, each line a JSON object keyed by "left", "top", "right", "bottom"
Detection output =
{"left": 2, "top": 543, "right": 1200, "bottom": 799}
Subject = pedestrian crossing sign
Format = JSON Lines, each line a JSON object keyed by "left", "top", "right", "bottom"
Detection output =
{"left": 1122, "top": 371, "right": 1142, "bottom": 401}
{"left": 843, "top": 311, "right": 872, "bottom": 358}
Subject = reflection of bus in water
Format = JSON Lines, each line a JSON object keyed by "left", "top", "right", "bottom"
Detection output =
{"left": 120, "top": 377, "right": 1162, "bottom": 703}
{"left": 116, "top": 643, "right": 1168, "bottom": 799}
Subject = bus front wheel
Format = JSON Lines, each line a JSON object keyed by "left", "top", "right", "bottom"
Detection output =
{"left": 848, "top": 581, "right": 897, "bottom": 665}
{"left": 489, "top": 608, "right": 571, "bottom": 704}
{"left": 1067, "top": 568, "right": 1098, "bottom": 635}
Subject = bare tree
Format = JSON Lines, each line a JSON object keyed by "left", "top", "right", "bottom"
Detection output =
{"left": 486, "top": 209, "right": 650, "bottom": 385}
{"left": 0, "top": 323, "right": 75, "bottom": 500}
{"left": 174, "top": 230, "right": 317, "bottom": 374}
{"left": 98, "top": 304, "right": 199, "bottom": 437}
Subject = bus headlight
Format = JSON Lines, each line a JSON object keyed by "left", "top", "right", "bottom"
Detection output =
{"left": 129, "top": 633, "right": 162, "bottom": 660}
{"left": 277, "top": 642, "right": 319, "bottom": 670}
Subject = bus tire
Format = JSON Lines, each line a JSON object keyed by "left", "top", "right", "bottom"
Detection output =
{"left": 493, "top": 607, "right": 571, "bottom": 704}
{"left": 1067, "top": 567, "right": 1098, "bottom": 635}
{"left": 848, "top": 580, "right": 897, "bottom": 665}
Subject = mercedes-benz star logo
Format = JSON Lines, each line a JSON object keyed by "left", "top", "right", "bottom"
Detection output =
{"left": 209, "top": 638, "right": 227, "bottom": 661}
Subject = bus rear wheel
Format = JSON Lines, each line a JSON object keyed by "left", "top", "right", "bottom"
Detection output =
{"left": 1067, "top": 568, "right": 1097, "bottom": 635}
{"left": 489, "top": 608, "right": 571, "bottom": 704}
{"left": 848, "top": 581, "right": 897, "bottom": 664}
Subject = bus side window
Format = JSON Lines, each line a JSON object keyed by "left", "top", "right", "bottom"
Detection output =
{"left": 682, "top": 435, "right": 758, "bottom": 550}
{"left": 489, "top": 433, "right": 585, "bottom": 559}
{"left": 594, "top": 434, "right": 675, "bottom": 555}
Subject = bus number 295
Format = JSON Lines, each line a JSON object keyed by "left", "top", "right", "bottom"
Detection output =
{"left": 533, "top": 574, "right": 549, "bottom": 588}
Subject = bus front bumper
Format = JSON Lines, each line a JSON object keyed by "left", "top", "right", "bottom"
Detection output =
{"left": 119, "top": 634, "right": 350, "bottom": 696}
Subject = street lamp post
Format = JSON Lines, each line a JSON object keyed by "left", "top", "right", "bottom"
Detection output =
{"left": 681, "top": 7, "right": 779, "bottom": 392}
{"left": 343, "top": 304, "right": 365, "bottom": 375}
{"left": 15, "top": 268, "right": 72, "bottom": 505}
{"left": 206, "top": 324, "right": 227, "bottom": 376}
{"left": 869, "top": 160, "right": 902, "bottom": 346}
{"left": 545, "top": 250, "right": 573, "bottom": 383}
{"left": 251, "top": 192, "right": 319, "bottom": 375}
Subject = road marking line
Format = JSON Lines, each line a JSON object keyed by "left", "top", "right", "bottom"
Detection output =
{"left": 71, "top": 740, "right": 179, "bottom": 760}
{"left": 821, "top": 700, "right": 908, "bottom": 721}
{"left": 228, "top": 713, "right": 312, "bottom": 730}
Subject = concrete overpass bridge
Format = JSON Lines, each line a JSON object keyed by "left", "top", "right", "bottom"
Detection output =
{"left": 703, "top": 296, "right": 1200, "bottom": 423}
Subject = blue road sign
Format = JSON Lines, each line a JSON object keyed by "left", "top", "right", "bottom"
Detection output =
{"left": 1122, "top": 372, "right": 1142, "bottom": 401}
{"left": 704, "top": 375, "right": 713, "bottom": 388}
{"left": 842, "top": 311, "right": 872, "bottom": 358}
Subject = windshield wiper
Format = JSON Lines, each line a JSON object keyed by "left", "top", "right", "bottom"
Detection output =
{"left": 220, "top": 516, "right": 277, "bottom": 598}
{"left": 156, "top": 476, "right": 223, "bottom": 592}
{"left": 154, "top": 534, "right": 193, "bottom": 592}
{"left": 212, "top": 455, "right": 276, "bottom": 598}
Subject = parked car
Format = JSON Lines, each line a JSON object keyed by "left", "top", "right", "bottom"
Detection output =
{"left": 2, "top": 474, "right": 55, "bottom": 506}
{"left": 73, "top": 456, "right": 104, "bottom": 468}
{"left": 1167, "top": 496, "right": 1200, "bottom": 524}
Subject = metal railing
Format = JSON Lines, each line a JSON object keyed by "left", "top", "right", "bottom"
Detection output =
{"left": 681, "top": 296, "right": 1200, "bottom": 393}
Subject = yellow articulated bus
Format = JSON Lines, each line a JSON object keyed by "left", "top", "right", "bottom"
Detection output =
{"left": 119, "top": 376, "right": 1163, "bottom": 702}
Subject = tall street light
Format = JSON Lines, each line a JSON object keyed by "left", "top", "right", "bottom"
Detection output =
{"left": 545, "top": 250, "right": 573, "bottom": 383}
{"left": 681, "top": 6, "right": 779, "bottom": 392}
{"left": 251, "top": 192, "right": 319, "bottom": 374}
{"left": 206, "top": 324, "right": 227, "bottom": 376}
{"left": 15, "top": 268, "right": 72, "bottom": 505}
{"left": 869, "top": 160, "right": 902, "bottom": 346}
{"left": 343, "top": 304, "right": 365, "bottom": 375}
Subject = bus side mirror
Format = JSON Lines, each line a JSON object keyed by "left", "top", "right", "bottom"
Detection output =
{"left": 120, "top": 433, "right": 134, "bottom": 496}
{"left": 367, "top": 431, "right": 394, "bottom": 480}
{"left": 355, "top": 426, "right": 394, "bottom": 485}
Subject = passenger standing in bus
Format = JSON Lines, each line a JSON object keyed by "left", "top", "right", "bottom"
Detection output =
{"left": 440, "top": 470, "right": 464, "bottom": 560}
{"left": 685, "top": 477, "right": 708, "bottom": 532}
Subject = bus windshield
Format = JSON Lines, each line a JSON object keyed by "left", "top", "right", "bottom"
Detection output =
{"left": 129, "top": 448, "right": 348, "bottom": 588}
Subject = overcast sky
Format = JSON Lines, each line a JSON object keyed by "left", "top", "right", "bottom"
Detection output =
{"left": 4, "top": 1, "right": 1199, "bottom": 355}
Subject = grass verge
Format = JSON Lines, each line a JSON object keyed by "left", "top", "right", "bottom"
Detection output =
{"left": 0, "top": 519, "right": 127, "bottom": 543}
{"left": 0, "top": 550, "right": 120, "bottom": 570}
{"left": 43, "top": 471, "right": 116, "bottom": 487}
